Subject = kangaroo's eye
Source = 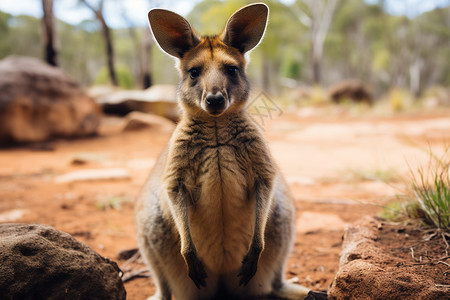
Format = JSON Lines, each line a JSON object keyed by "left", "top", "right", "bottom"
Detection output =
{"left": 226, "top": 66, "right": 238, "bottom": 78}
{"left": 189, "top": 68, "right": 200, "bottom": 79}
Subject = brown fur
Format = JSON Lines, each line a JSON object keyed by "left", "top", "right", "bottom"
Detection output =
{"left": 135, "top": 4, "right": 310, "bottom": 300}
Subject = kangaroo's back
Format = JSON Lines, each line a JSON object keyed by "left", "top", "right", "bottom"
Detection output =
{"left": 135, "top": 3, "right": 314, "bottom": 300}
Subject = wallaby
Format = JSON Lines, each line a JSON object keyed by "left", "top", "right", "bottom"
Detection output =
{"left": 135, "top": 3, "right": 313, "bottom": 300}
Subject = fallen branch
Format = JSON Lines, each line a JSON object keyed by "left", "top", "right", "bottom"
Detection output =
{"left": 120, "top": 250, "right": 141, "bottom": 272}
{"left": 122, "top": 268, "right": 151, "bottom": 283}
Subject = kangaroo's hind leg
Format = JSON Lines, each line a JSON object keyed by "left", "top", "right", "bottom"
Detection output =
{"left": 140, "top": 250, "right": 171, "bottom": 300}
{"left": 136, "top": 201, "right": 172, "bottom": 300}
{"left": 265, "top": 182, "right": 311, "bottom": 300}
{"left": 269, "top": 184, "right": 311, "bottom": 300}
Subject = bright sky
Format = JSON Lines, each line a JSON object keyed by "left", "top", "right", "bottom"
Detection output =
{"left": 0, "top": 0, "right": 197, "bottom": 28}
{"left": 0, "top": 0, "right": 448, "bottom": 29}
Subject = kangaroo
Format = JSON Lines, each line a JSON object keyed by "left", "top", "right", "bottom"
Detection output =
{"left": 135, "top": 3, "right": 313, "bottom": 300}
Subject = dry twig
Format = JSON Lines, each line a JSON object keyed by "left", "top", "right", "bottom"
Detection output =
{"left": 410, "top": 247, "right": 422, "bottom": 262}
{"left": 120, "top": 250, "right": 141, "bottom": 272}
{"left": 122, "top": 268, "right": 151, "bottom": 283}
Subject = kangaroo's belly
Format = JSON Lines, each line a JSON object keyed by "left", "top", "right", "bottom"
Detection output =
{"left": 188, "top": 146, "right": 255, "bottom": 272}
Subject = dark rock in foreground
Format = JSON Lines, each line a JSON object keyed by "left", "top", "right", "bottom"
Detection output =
{"left": 0, "top": 223, "right": 126, "bottom": 300}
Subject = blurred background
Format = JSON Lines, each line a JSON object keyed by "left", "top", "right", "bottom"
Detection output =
{"left": 1, "top": 0, "right": 449, "bottom": 109}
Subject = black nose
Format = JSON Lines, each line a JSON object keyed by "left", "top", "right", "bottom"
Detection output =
{"left": 206, "top": 93, "right": 225, "bottom": 110}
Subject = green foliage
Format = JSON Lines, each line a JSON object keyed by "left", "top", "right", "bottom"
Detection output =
{"left": 0, "top": 14, "right": 41, "bottom": 60}
{"left": 283, "top": 59, "right": 302, "bottom": 79}
{"left": 95, "top": 65, "right": 134, "bottom": 89}
{"left": 58, "top": 20, "right": 104, "bottom": 86}
{"left": 0, "top": 1, "right": 448, "bottom": 95}
{"left": 0, "top": 11, "right": 12, "bottom": 57}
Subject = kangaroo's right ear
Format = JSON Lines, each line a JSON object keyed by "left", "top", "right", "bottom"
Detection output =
{"left": 148, "top": 9, "right": 200, "bottom": 58}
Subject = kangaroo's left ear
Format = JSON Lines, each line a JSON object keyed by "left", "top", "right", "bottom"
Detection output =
{"left": 221, "top": 3, "right": 268, "bottom": 54}
{"left": 148, "top": 9, "right": 200, "bottom": 58}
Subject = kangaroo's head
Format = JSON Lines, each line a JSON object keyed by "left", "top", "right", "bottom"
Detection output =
{"left": 148, "top": 3, "right": 268, "bottom": 117}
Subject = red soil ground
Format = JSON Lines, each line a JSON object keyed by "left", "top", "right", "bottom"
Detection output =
{"left": 1, "top": 109, "right": 449, "bottom": 299}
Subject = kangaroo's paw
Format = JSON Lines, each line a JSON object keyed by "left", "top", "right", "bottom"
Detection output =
{"left": 273, "top": 282, "right": 311, "bottom": 300}
{"left": 146, "top": 292, "right": 171, "bottom": 300}
{"left": 184, "top": 250, "right": 208, "bottom": 289}
{"left": 237, "top": 248, "right": 260, "bottom": 286}
{"left": 305, "top": 290, "right": 328, "bottom": 300}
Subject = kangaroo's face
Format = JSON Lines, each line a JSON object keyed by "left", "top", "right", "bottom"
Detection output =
{"left": 148, "top": 3, "right": 268, "bottom": 117}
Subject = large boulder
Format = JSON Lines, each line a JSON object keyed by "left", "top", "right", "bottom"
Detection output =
{"left": 93, "top": 84, "right": 179, "bottom": 122}
{"left": 0, "top": 223, "right": 126, "bottom": 299}
{"left": 0, "top": 56, "right": 101, "bottom": 144}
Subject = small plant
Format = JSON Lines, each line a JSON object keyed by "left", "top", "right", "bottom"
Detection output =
{"left": 382, "top": 147, "right": 450, "bottom": 232}
{"left": 388, "top": 88, "right": 413, "bottom": 112}
{"left": 408, "top": 149, "right": 450, "bottom": 230}
{"left": 348, "top": 167, "right": 400, "bottom": 183}
{"left": 96, "top": 195, "right": 130, "bottom": 211}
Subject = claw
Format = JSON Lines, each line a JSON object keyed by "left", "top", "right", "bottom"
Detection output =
{"left": 184, "top": 250, "right": 208, "bottom": 289}
{"left": 305, "top": 290, "right": 328, "bottom": 300}
{"left": 188, "top": 261, "right": 207, "bottom": 288}
{"left": 237, "top": 250, "right": 259, "bottom": 286}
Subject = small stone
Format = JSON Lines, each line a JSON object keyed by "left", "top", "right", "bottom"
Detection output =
{"left": 123, "top": 111, "right": 175, "bottom": 132}
{"left": 0, "top": 209, "right": 27, "bottom": 222}
{"left": 54, "top": 168, "right": 130, "bottom": 183}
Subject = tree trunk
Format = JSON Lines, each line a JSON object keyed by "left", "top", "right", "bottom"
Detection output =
{"left": 311, "top": 53, "right": 321, "bottom": 84}
{"left": 81, "top": 0, "right": 118, "bottom": 86}
{"left": 141, "top": 28, "right": 153, "bottom": 89}
{"left": 99, "top": 16, "right": 118, "bottom": 86}
{"left": 42, "top": 0, "right": 58, "bottom": 66}
{"left": 308, "top": 0, "right": 339, "bottom": 85}
{"left": 409, "top": 59, "right": 422, "bottom": 97}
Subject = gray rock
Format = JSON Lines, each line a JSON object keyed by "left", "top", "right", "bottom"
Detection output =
{"left": 123, "top": 111, "right": 175, "bottom": 132}
{"left": 0, "top": 223, "right": 126, "bottom": 300}
{"left": 94, "top": 85, "right": 179, "bottom": 122}
{"left": 0, "top": 56, "right": 101, "bottom": 144}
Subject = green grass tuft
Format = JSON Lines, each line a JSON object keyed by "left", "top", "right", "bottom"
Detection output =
{"left": 381, "top": 147, "right": 450, "bottom": 231}
{"left": 409, "top": 150, "right": 450, "bottom": 230}
{"left": 96, "top": 195, "right": 130, "bottom": 211}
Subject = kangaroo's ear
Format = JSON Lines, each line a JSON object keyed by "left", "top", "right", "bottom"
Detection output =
{"left": 221, "top": 3, "right": 268, "bottom": 54}
{"left": 148, "top": 9, "right": 200, "bottom": 58}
